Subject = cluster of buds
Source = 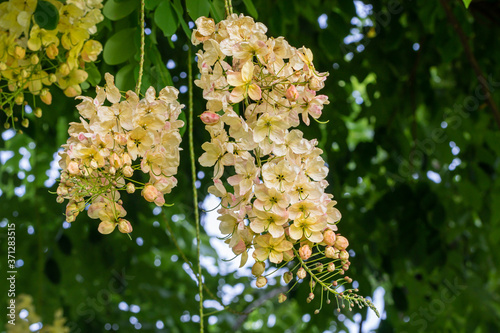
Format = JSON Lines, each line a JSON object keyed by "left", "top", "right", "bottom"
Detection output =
{"left": 0, "top": 0, "right": 104, "bottom": 127}
{"left": 192, "top": 14, "right": 377, "bottom": 316}
{"left": 56, "top": 73, "right": 184, "bottom": 234}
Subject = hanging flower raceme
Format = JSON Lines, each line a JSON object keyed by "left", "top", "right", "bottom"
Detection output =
{"left": 0, "top": 0, "right": 104, "bottom": 129}
{"left": 56, "top": 73, "right": 184, "bottom": 235}
{"left": 193, "top": 14, "right": 378, "bottom": 316}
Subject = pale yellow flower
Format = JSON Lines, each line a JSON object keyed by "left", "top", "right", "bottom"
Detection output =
{"left": 254, "top": 234, "right": 293, "bottom": 264}
{"left": 227, "top": 61, "right": 261, "bottom": 103}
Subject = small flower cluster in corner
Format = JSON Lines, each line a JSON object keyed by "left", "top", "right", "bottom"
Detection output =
{"left": 6, "top": 294, "right": 70, "bottom": 333}
{"left": 192, "top": 14, "right": 378, "bottom": 316}
{"left": 56, "top": 73, "right": 184, "bottom": 235}
{"left": 0, "top": 0, "right": 104, "bottom": 128}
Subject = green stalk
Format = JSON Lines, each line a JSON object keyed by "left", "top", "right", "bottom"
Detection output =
{"left": 188, "top": 46, "right": 204, "bottom": 333}
{"left": 135, "top": 0, "right": 145, "bottom": 95}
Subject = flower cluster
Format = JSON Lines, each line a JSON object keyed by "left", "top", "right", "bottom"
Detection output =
{"left": 0, "top": 0, "right": 104, "bottom": 127}
{"left": 193, "top": 14, "right": 377, "bottom": 315}
{"left": 6, "top": 294, "right": 69, "bottom": 333}
{"left": 56, "top": 73, "right": 184, "bottom": 235}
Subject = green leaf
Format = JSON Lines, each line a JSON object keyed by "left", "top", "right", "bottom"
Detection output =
{"left": 33, "top": 0, "right": 59, "bottom": 30}
{"left": 209, "top": 0, "right": 223, "bottom": 22}
{"left": 186, "top": 0, "right": 210, "bottom": 21}
{"left": 85, "top": 62, "right": 101, "bottom": 86}
{"left": 103, "top": 28, "right": 137, "bottom": 65}
{"left": 103, "top": 0, "right": 139, "bottom": 21}
{"left": 149, "top": 45, "right": 173, "bottom": 87}
{"left": 115, "top": 63, "right": 137, "bottom": 91}
{"left": 172, "top": 0, "right": 192, "bottom": 38}
{"left": 154, "top": 0, "right": 179, "bottom": 36}
{"left": 242, "top": 0, "right": 258, "bottom": 19}
{"left": 462, "top": 0, "right": 472, "bottom": 8}
{"left": 146, "top": 0, "right": 163, "bottom": 10}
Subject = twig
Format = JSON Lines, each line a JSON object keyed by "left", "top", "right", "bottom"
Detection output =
{"left": 440, "top": 0, "right": 500, "bottom": 129}
{"left": 232, "top": 286, "right": 289, "bottom": 330}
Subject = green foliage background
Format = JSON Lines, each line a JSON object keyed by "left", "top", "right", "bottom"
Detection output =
{"left": 1, "top": 0, "right": 500, "bottom": 332}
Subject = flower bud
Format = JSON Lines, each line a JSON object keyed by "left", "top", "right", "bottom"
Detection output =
{"left": 256, "top": 276, "right": 267, "bottom": 288}
{"left": 325, "top": 246, "right": 335, "bottom": 258}
{"left": 109, "top": 166, "right": 116, "bottom": 175}
{"left": 142, "top": 184, "right": 159, "bottom": 202}
{"left": 98, "top": 221, "right": 117, "bottom": 234}
{"left": 122, "top": 153, "right": 132, "bottom": 165}
{"left": 59, "top": 63, "right": 70, "bottom": 76}
{"left": 34, "top": 107, "right": 42, "bottom": 118}
{"left": 339, "top": 250, "right": 349, "bottom": 260}
{"left": 283, "top": 271, "right": 293, "bottom": 284}
{"left": 40, "top": 89, "right": 52, "bottom": 105}
{"left": 334, "top": 235, "right": 349, "bottom": 251}
{"left": 118, "top": 219, "right": 133, "bottom": 233}
{"left": 200, "top": 111, "right": 220, "bottom": 125}
{"left": 123, "top": 165, "right": 133, "bottom": 177}
{"left": 126, "top": 183, "right": 135, "bottom": 193}
{"left": 299, "top": 244, "right": 312, "bottom": 260}
{"left": 46, "top": 44, "right": 59, "bottom": 59}
{"left": 15, "top": 94, "right": 24, "bottom": 105}
{"left": 49, "top": 74, "right": 57, "bottom": 83}
{"left": 323, "top": 229, "right": 336, "bottom": 246}
{"left": 286, "top": 85, "right": 298, "bottom": 101}
{"left": 278, "top": 293, "right": 287, "bottom": 303}
{"left": 316, "top": 263, "right": 323, "bottom": 273}
{"left": 14, "top": 46, "right": 25, "bottom": 59}
{"left": 30, "top": 54, "right": 39, "bottom": 65}
{"left": 252, "top": 262, "right": 265, "bottom": 276}
{"left": 297, "top": 267, "right": 306, "bottom": 279}
{"left": 21, "top": 118, "right": 29, "bottom": 128}
{"left": 0, "top": 62, "right": 6, "bottom": 70}
{"left": 308, "top": 293, "right": 315, "bottom": 301}
{"left": 327, "top": 262, "right": 335, "bottom": 272}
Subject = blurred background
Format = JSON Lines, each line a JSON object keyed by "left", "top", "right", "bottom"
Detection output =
{"left": 1, "top": 0, "right": 500, "bottom": 332}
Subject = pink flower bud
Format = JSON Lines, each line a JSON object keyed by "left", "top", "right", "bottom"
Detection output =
{"left": 142, "top": 184, "right": 159, "bottom": 202}
{"left": 299, "top": 244, "right": 312, "bottom": 260}
{"left": 67, "top": 161, "right": 80, "bottom": 175}
{"left": 118, "top": 219, "right": 133, "bottom": 233}
{"left": 200, "top": 111, "right": 220, "bottom": 125}
{"left": 154, "top": 193, "right": 165, "bottom": 207}
{"left": 256, "top": 276, "right": 267, "bottom": 288}
{"left": 286, "top": 85, "right": 298, "bottom": 101}
{"left": 98, "top": 221, "right": 117, "bottom": 234}
{"left": 297, "top": 267, "right": 307, "bottom": 279}
{"left": 334, "top": 235, "right": 349, "bottom": 251}
{"left": 252, "top": 262, "right": 265, "bottom": 276}
{"left": 323, "top": 229, "right": 336, "bottom": 246}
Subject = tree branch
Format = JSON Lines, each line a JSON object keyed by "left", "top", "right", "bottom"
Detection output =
{"left": 440, "top": 0, "right": 500, "bottom": 129}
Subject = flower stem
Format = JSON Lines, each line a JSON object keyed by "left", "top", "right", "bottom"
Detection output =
{"left": 135, "top": 0, "right": 145, "bottom": 95}
{"left": 188, "top": 45, "right": 204, "bottom": 333}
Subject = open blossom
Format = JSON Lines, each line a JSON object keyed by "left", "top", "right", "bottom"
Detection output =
{"left": 56, "top": 73, "right": 184, "bottom": 234}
